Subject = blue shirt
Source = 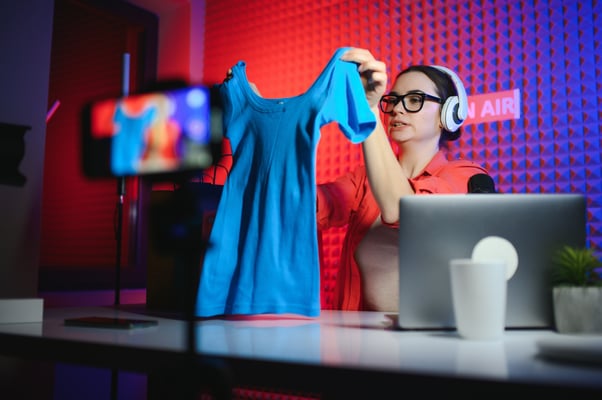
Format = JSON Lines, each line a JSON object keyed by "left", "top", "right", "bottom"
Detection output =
{"left": 195, "top": 47, "right": 376, "bottom": 317}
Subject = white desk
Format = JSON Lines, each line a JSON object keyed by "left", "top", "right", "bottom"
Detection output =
{"left": 0, "top": 306, "right": 601, "bottom": 398}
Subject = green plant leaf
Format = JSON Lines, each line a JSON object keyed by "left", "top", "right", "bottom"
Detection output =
{"left": 552, "top": 245, "right": 602, "bottom": 286}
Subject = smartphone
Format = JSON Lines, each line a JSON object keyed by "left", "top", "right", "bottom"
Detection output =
{"left": 64, "top": 316, "right": 158, "bottom": 329}
{"left": 82, "top": 85, "right": 222, "bottom": 178}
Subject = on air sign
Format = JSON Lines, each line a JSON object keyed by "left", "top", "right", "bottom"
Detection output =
{"left": 465, "top": 88, "right": 521, "bottom": 125}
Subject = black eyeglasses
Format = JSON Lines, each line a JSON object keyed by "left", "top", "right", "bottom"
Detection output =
{"left": 379, "top": 92, "right": 443, "bottom": 114}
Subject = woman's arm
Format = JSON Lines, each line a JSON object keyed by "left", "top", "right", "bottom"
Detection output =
{"left": 341, "top": 48, "right": 414, "bottom": 224}
{"left": 316, "top": 167, "right": 366, "bottom": 230}
{"left": 360, "top": 115, "right": 415, "bottom": 223}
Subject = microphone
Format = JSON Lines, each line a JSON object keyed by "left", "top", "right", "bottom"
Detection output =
{"left": 468, "top": 174, "right": 496, "bottom": 193}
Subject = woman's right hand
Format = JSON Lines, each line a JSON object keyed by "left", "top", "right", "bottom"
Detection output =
{"left": 226, "top": 68, "right": 261, "bottom": 95}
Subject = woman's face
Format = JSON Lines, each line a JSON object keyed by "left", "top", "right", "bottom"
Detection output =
{"left": 385, "top": 71, "right": 443, "bottom": 146}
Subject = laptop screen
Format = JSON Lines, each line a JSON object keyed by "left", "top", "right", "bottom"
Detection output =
{"left": 396, "top": 193, "right": 586, "bottom": 330}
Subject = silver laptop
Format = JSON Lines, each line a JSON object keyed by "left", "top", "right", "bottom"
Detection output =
{"left": 396, "top": 193, "right": 586, "bottom": 330}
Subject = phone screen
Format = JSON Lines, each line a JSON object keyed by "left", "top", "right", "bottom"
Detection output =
{"left": 64, "top": 316, "right": 158, "bottom": 329}
{"left": 82, "top": 85, "right": 221, "bottom": 178}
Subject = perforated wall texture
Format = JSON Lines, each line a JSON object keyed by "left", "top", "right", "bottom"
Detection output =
{"left": 203, "top": 0, "right": 602, "bottom": 309}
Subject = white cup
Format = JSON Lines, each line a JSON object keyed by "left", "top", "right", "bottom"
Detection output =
{"left": 450, "top": 258, "right": 507, "bottom": 341}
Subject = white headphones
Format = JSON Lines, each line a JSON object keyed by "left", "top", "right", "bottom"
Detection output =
{"left": 431, "top": 65, "right": 468, "bottom": 132}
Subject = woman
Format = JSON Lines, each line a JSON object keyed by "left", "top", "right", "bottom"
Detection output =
{"left": 317, "top": 48, "right": 489, "bottom": 311}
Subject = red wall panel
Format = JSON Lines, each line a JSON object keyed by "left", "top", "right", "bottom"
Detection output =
{"left": 202, "top": 0, "right": 602, "bottom": 309}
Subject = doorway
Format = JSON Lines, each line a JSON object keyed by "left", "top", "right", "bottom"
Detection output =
{"left": 40, "top": 0, "right": 158, "bottom": 292}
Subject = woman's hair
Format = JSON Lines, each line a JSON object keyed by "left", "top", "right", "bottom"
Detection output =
{"left": 396, "top": 65, "right": 462, "bottom": 142}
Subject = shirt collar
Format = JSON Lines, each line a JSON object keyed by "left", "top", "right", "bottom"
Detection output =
{"left": 417, "top": 150, "right": 448, "bottom": 178}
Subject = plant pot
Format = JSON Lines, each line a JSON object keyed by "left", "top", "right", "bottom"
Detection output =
{"left": 553, "top": 286, "right": 602, "bottom": 333}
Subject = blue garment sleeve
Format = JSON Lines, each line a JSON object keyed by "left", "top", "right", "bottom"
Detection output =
{"left": 319, "top": 56, "right": 377, "bottom": 143}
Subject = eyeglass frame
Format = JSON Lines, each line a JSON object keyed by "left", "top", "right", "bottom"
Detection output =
{"left": 378, "top": 91, "right": 443, "bottom": 114}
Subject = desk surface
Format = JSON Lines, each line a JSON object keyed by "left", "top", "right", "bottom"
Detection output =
{"left": 0, "top": 306, "right": 601, "bottom": 396}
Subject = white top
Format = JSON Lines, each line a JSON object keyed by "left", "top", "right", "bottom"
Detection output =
{"left": 0, "top": 306, "right": 601, "bottom": 392}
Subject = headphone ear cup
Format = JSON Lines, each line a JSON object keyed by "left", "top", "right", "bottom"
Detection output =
{"left": 431, "top": 65, "right": 467, "bottom": 133}
{"left": 441, "top": 95, "right": 461, "bottom": 132}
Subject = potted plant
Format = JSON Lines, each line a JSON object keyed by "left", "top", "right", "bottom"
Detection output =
{"left": 551, "top": 245, "right": 602, "bottom": 333}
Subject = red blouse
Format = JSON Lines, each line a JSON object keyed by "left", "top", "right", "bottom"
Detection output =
{"left": 316, "top": 150, "right": 489, "bottom": 310}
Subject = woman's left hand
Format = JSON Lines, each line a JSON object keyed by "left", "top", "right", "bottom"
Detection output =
{"left": 340, "top": 48, "right": 387, "bottom": 108}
